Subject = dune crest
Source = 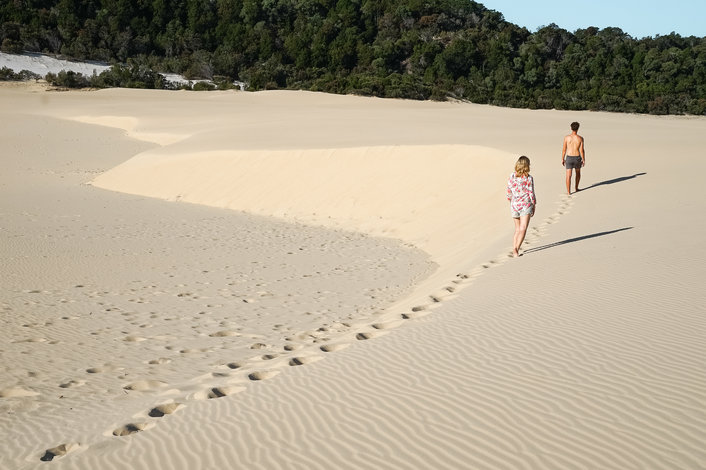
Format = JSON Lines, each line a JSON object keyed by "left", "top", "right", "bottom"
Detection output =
{"left": 91, "top": 144, "right": 512, "bottom": 264}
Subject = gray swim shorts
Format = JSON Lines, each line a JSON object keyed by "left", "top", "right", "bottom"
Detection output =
{"left": 565, "top": 156, "right": 582, "bottom": 169}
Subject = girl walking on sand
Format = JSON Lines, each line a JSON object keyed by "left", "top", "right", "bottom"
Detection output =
{"left": 507, "top": 156, "right": 537, "bottom": 257}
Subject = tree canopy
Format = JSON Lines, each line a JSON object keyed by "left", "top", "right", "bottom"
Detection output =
{"left": 2, "top": 0, "right": 704, "bottom": 114}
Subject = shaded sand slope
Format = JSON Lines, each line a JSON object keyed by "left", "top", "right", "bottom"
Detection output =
{"left": 58, "top": 108, "right": 706, "bottom": 470}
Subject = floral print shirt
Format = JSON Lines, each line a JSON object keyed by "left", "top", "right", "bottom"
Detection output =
{"left": 506, "top": 173, "right": 536, "bottom": 212}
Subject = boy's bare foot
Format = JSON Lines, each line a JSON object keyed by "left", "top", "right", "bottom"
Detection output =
{"left": 513, "top": 249, "right": 519, "bottom": 258}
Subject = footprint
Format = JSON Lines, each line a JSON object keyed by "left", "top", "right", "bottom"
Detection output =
{"left": 209, "top": 330, "right": 239, "bottom": 337}
{"left": 147, "top": 358, "right": 172, "bottom": 365}
{"left": 180, "top": 348, "right": 212, "bottom": 354}
{"left": 402, "top": 310, "right": 430, "bottom": 319}
{"left": 371, "top": 321, "right": 403, "bottom": 330}
{"left": 319, "top": 343, "right": 350, "bottom": 353}
{"left": 113, "top": 422, "right": 154, "bottom": 436}
{"left": 288, "top": 356, "right": 322, "bottom": 366}
{"left": 86, "top": 365, "right": 122, "bottom": 374}
{"left": 194, "top": 385, "right": 245, "bottom": 400}
{"left": 208, "top": 386, "right": 245, "bottom": 398}
{"left": 59, "top": 379, "right": 86, "bottom": 389}
{"left": 356, "top": 330, "right": 388, "bottom": 340}
{"left": 13, "top": 337, "right": 47, "bottom": 343}
{"left": 40, "top": 443, "right": 79, "bottom": 461}
{"left": 123, "top": 335, "right": 147, "bottom": 342}
{"left": 148, "top": 402, "right": 184, "bottom": 417}
{"left": 430, "top": 289, "right": 457, "bottom": 302}
{"left": 123, "top": 380, "right": 167, "bottom": 392}
{"left": 452, "top": 274, "right": 474, "bottom": 284}
{"left": 248, "top": 370, "right": 280, "bottom": 381}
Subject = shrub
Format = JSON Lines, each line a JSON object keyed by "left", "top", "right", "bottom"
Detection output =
{"left": 0, "top": 66, "right": 33, "bottom": 80}
{"left": 45, "top": 70, "right": 91, "bottom": 88}
{"left": 1, "top": 38, "right": 23, "bottom": 53}
{"left": 192, "top": 81, "right": 216, "bottom": 91}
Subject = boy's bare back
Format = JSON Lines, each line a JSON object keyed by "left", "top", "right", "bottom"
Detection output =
{"left": 563, "top": 133, "right": 583, "bottom": 156}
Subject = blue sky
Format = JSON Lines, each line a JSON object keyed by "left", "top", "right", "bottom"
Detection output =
{"left": 479, "top": 0, "right": 705, "bottom": 39}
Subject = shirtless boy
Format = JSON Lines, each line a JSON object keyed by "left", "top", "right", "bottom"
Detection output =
{"left": 562, "top": 122, "right": 585, "bottom": 195}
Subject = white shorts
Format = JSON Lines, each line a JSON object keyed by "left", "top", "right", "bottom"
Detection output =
{"left": 511, "top": 206, "right": 534, "bottom": 218}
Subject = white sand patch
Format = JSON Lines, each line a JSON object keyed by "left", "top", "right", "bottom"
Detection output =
{"left": 0, "top": 51, "right": 110, "bottom": 77}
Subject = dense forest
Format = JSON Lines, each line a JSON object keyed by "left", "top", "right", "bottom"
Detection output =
{"left": 2, "top": 0, "right": 705, "bottom": 114}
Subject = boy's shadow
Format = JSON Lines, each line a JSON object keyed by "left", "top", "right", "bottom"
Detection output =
{"left": 524, "top": 227, "right": 633, "bottom": 254}
{"left": 581, "top": 173, "right": 646, "bottom": 191}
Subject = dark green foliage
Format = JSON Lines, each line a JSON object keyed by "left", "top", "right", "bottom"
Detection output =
{"left": 1, "top": 66, "right": 42, "bottom": 80}
{"left": 92, "top": 63, "right": 168, "bottom": 88}
{"left": 1, "top": 0, "right": 705, "bottom": 113}
{"left": 45, "top": 69, "right": 91, "bottom": 87}
{"left": 192, "top": 80, "right": 216, "bottom": 90}
{"left": 43, "top": 63, "right": 168, "bottom": 88}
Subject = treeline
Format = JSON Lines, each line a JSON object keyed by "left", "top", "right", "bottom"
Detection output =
{"left": 1, "top": 0, "right": 705, "bottom": 114}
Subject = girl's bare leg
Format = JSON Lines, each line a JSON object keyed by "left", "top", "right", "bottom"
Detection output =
{"left": 513, "top": 214, "right": 530, "bottom": 256}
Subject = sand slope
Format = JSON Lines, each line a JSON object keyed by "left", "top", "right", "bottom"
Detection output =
{"left": 2, "top": 84, "right": 705, "bottom": 469}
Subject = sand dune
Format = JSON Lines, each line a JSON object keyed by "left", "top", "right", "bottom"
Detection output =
{"left": 91, "top": 145, "right": 512, "bottom": 285}
{"left": 1, "top": 83, "right": 705, "bottom": 469}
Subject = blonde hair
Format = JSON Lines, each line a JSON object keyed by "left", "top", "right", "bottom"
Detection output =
{"left": 514, "top": 156, "right": 531, "bottom": 177}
